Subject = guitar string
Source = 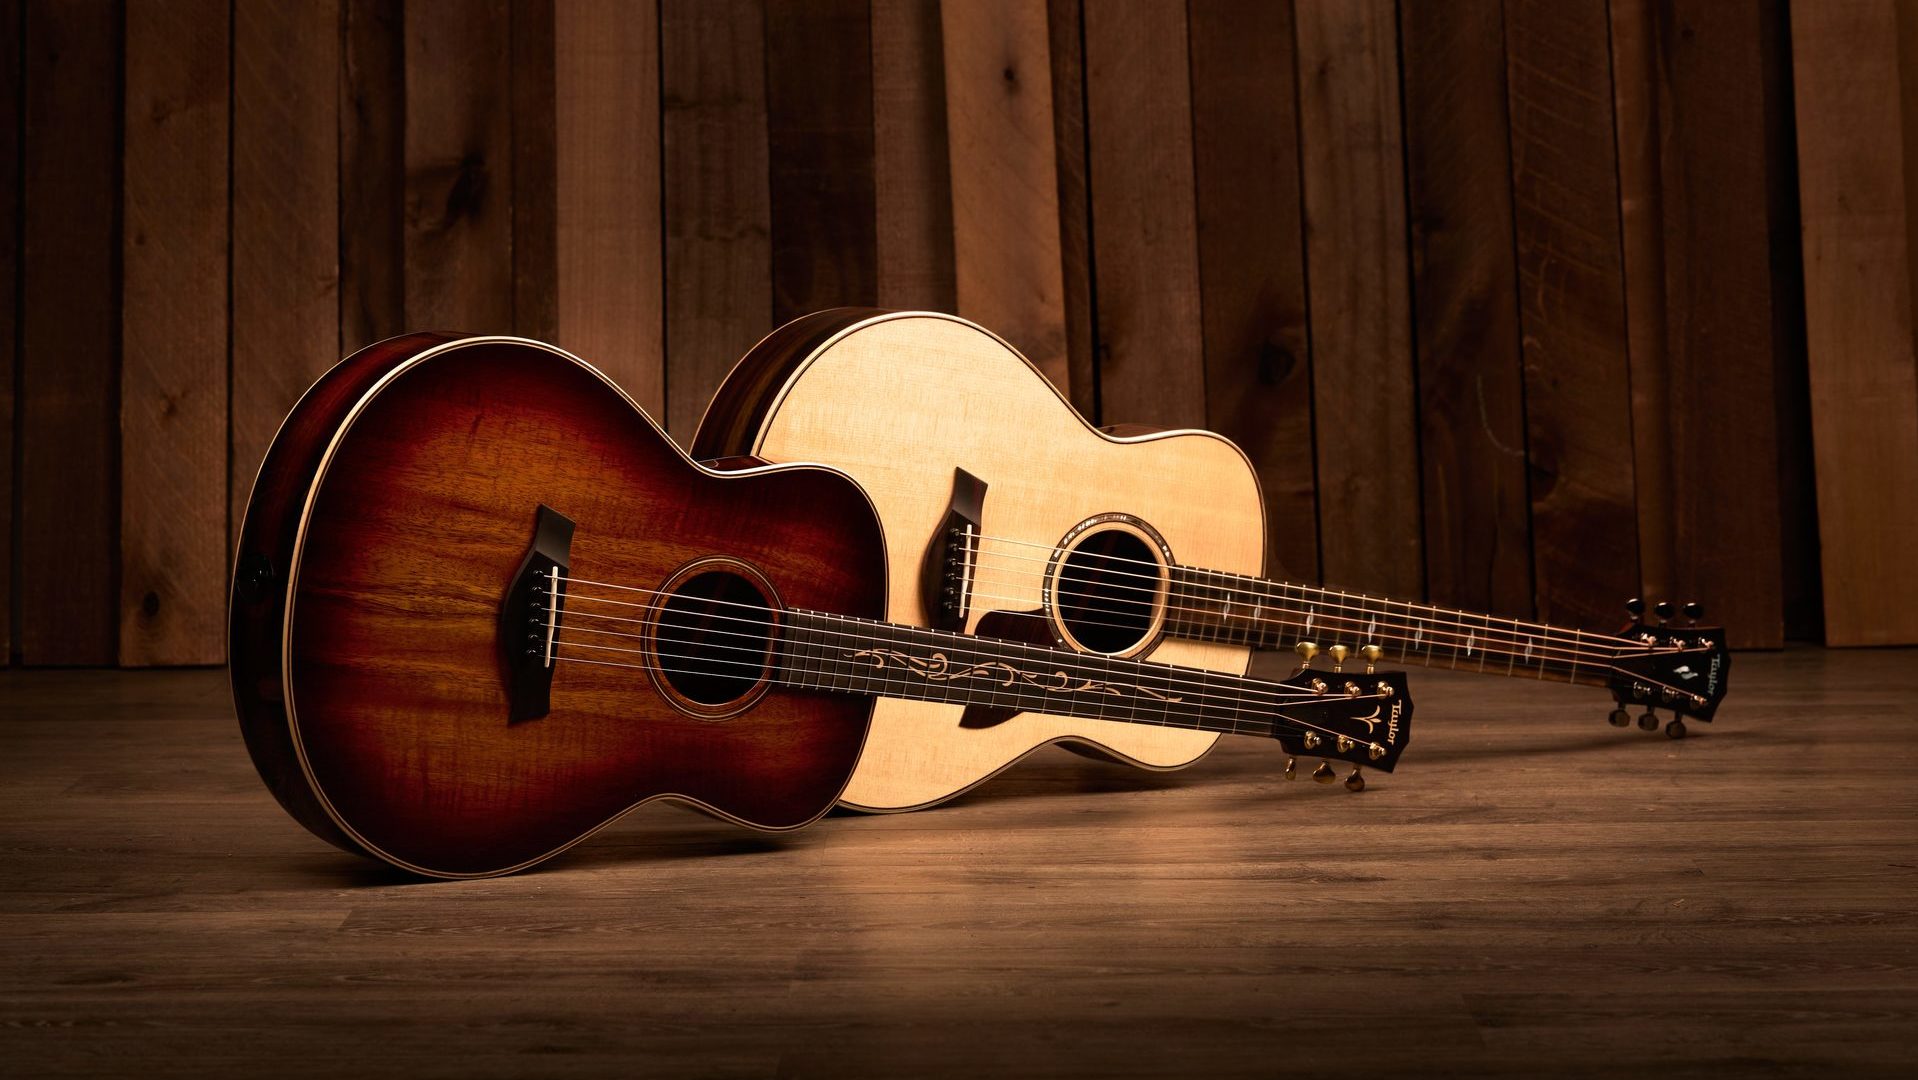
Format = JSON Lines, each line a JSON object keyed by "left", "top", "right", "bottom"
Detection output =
{"left": 958, "top": 573, "right": 1634, "bottom": 668}
{"left": 544, "top": 610, "right": 1397, "bottom": 745}
{"left": 551, "top": 580, "right": 1362, "bottom": 708}
{"left": 556, "top": 617, "right": 1355, "bottom": 713}
{"left": 962, "top": 550, "right": 1653, "bottom": 654}
{"left": 546, "top": 652, "right": 1366, "bottom": 746}
{"left": 551, "top": 574, "right": 1700, "bottom": 702}
{"left": 550, "top": 632, "right": 1396, "bottom": 738}
{"left": 957, "top": 534, "right": 1654, "bottom": 648}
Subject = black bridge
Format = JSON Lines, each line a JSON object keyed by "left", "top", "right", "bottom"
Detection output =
{"left": 501, "top": 504, "right": 575, "bottom": 722}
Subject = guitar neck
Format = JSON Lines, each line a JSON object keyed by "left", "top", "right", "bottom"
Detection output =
{"left": 1164, "top": 567, "right": 1620, "bottom": 689}
{"left": 780, "top": 609, "right": 1302, "bottom": 739}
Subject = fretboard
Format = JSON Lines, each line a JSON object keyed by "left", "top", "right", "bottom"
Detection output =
{"left": 778, "top": 610, "right": 1301, "bottom": 738}
{"left": 1165, "top": 567, "right": 1620, "bottom": 688}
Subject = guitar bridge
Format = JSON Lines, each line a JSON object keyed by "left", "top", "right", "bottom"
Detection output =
{"left": 922, "top": 468, "right": 987, "bottom": 631}
{"left": 500, "top": 504, "right": 575, "bottom": 722}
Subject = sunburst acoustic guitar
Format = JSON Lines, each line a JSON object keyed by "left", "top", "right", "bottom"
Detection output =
{"left": 691, "top": 309, "right": 1731, "bottom": 814}
{"left": 228, "top": 334, "right": 1412, "bottom": 878}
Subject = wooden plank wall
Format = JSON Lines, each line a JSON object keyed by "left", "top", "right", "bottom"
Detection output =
{"left": 2, "top": 0, "right": 1904, "bottom": 665}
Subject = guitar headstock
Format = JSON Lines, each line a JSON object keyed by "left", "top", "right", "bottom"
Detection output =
{"left": 1605, "top": 598, "right": 1731, "bottom": 738}
{"left": 1268, "top": 669, "right": 1413, "bottom": 791}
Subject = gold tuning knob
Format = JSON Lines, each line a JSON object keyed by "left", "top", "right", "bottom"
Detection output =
{"left": 1312, "top": 761, "right": 1337, "bottom": 784}
{"left": 1344, "top": 766, "right": 1365, "bottom": 792}
{"left": 1327, "top": 644, "right": 1349, "bottom": 672}
{"left": 1294, "top": 641, "right": 1319, "bottom": 666}
{"left": 1360, "top": 644, "right": 1384, "bottom": 674}
{"left": 1283, "top": 757, "right": 1297, "bottom": 781}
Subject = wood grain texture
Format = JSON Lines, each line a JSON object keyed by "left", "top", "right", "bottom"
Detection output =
{"left": 0, "top": 0, "right": 18, "bottom": 662}
{"left": 232, "top": 0, "right": 341, "bottom": 556}
{"left": 5, "top": 648, "right": 1917, "bottom": 1073}
{"left": 1399, "top": 0, "right": 1532, "bottom": 619}
{"left": 510, "top": 0, "right": 557, "bottom": 344}
{"left": 119, "top": 0, "right": 228, "bottom": 666}
{"left": 554, "top": 0, "right": 663, "bottom": 413}
{"left": 1294, "top": 0, "right": 1423, "bottom": 601}
{"left": 1647, "top": 0, "right": 1794, "bottom": 649}
{"left": 1504, "top": 0, "right": 1640, "bottom": 631}
{"left": 871, "top": 0, "right": 955, "bottom": 313}
{"left": 402, "top": 0, "right": 513, "bottom": 332}
{"left": 1790, "top": 0, "right": 1918, "bottom": 646}
{"left": 19, "top": 0, "right": 118, "bottom": 665}
{"left": 661, "top": 0, "right": 771, "bottom": 439}
{"left": 697, "top": 312, "right": 1265, "bottom": 812}
{"left": 231, "top": 337, "right": 884, "bottom": 876}
{"left": 340, "top": 0, "right": 403, "bottom": 350}
{"left": 941, "top": 0, "right": 1069, "bottom": 392}
{"left": 1609, "top": 0, "right": 1674, "bottom": 612}
{"left": 1081, "top": 0, "right": 1203, "bottom": 427}
{"left": 1045, "top": 0, "right": 1097, "bottom": 420}
{"left": 1187, "top": 0, "right": 1316, "bottom": 584}
{"left": 764, "top": 0, "right": 877, "bottom": 327}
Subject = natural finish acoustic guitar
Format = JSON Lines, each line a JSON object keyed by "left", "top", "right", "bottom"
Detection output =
{"left": 229, "top": 334, "right": 1412, "bottom": 878}
{"left": 692, "top": 309, "right": 1731, "bottom": 813}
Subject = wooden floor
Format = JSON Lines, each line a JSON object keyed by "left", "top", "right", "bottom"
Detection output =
{"left": 3, "top": 649, "right": 1916, "bottom": 1078}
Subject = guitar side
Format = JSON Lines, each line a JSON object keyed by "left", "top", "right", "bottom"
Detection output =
{"left": 694, "top": 311, "right": 1269, "bottom": 811}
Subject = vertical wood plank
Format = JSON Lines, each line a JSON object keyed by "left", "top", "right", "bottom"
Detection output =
{"left": 554, "top": 0, "right": 663, "bottom": 413}
{"left": 1, "top": 0, "right": 19, "bottom": 662}
{"left": 1790, "top": 0, "right": 1918, "bottom": 645}
{"left": 120, "top": 0, "right": 228, "bottom": 666}
{"left": 1293, "top": 0, "right": 1422, "bottom": 599}
{"left": 1643, "top": 0, "right": 1795, "bottom": 648}
{"left": 1504, "top": 0, "right": 1639, "bottom": 629}
{"left": 403, "top": 0, "right": 513, "bottom": 332}
{"left": 512, "top": 0, "right": 558, "bottom": 344}
{"left": 340, "top": 0, "right": 403, "bottom": 350}
{"left": 941, "top": 0, "right": 1069, "bottom": 391}
{"left": 20, "top": 0, "right": 118, "bottom": 665}
{"left": 872, "top": 0, "right": 955, "bottom": 313}
{"left": 232, "top": 0, "right": 340, "bottom": 552}
{"left": 661, "top": 0, "right": 770, "bottom": 438}
{"left": 1186, "top": 0, "right": 1317, "bottom": 582}
{"left": 1081, "top": 0, "right": 1202, "bottom": 427}
{"left": 764, "top": 0, "right": 878, "bottom": 327}
{"left": 1398, "top": 0, "right": 1532, "bottom": 616}
{"left": 1046, "top": 0, "right": 1096, "bottom": 419}
{"left": 1609, "top": 0, "right": 1674, "bottom": 613}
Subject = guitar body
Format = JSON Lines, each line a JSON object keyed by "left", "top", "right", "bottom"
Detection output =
{"left": 230, "top": 335, "right": 884, "bottom": 877}
{"left": 694, "top": 311, "right": 1267, "bottom": 811}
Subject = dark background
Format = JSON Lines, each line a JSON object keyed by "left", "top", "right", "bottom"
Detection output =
{"left": 3, "top": 0, "right": 1914, "bottom": 669}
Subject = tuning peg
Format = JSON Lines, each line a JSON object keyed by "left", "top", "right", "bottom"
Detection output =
{"left": 1653, "top": 601, "right": 1674, "bottom": 624}
{"left": 1327, "top": 644, "right": 1349, "bottom": 672}
{"left": 1683, "top": 601, "right": 1704, "bottom": 622}
{"left": 1311, "top": 761, "right": 1337, "bottom": 784}
{"left": 1608, "top": 708, "right": 1630, "bottom": 728}
{"left": 1636, "top": 709, "right": 1658, "bottom": 732}
{"left": 1294, "top": 641, "right": 1319, "bottom": 668}
{"left": 1665, "top": 717, "right": 1687, "bottom": 740}
{"left": 1625, "top": 597, "right": 1646, "bottom": 618}
{"left": 1343, "top": 766, "right": 1366, "bottom": 792}
{"left": 1360, "top": 644, "right": 1384, "bottom": 674}
{"left": 1284, "top": 757, "right": 1297, "bottom": 781}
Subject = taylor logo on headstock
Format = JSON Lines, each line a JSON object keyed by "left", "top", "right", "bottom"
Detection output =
{"left": 1606, "top": 599, "right": 1732, "bottom": 738}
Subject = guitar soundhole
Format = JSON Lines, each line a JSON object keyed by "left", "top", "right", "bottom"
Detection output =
{"left": 1054, "top": 528, "right": 1162, "bottom": 655}
{"left": 651, "top": 567, "right": 778, "bottom": 715}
